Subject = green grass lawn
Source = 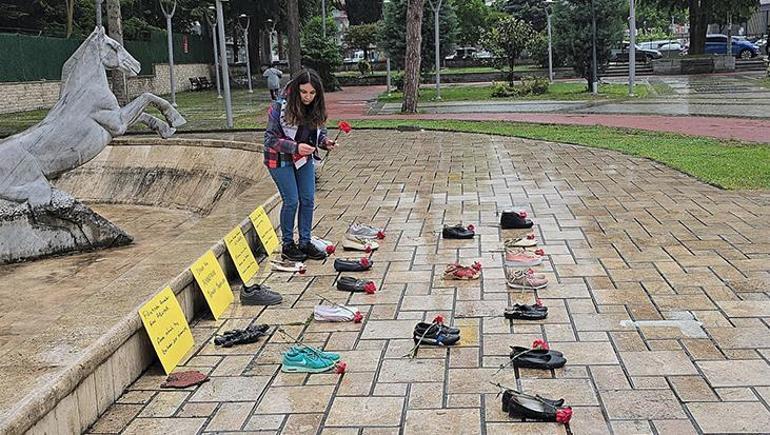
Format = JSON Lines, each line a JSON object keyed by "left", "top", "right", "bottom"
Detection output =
{"left": 377, "top": 82, "right": 651, "bottom": 103}
{"left": 335, "top": 65, "right": 537, "bottom": 78}
{"left": 344, "top": 119, "right": 770, "bottom": 191}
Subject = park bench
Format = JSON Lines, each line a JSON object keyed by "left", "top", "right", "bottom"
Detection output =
{"left": 188, "top": 77, "right": 202, "bottom": 91}
{"left": 198, "top": 77, "right": 214, "bottom": 89}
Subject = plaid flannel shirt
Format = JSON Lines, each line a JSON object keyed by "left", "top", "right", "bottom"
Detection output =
{"left": 263, "top": 101, "right": 328, "bottom": 169}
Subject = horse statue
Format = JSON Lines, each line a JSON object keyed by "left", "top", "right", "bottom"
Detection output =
{"left": 0, "top": 26, "right": 186, "bottom": 207}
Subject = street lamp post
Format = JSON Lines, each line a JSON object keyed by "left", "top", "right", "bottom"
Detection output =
{"left": 206, "top": 7, "right": 222, "bottom": 98}
{"left": 215, "top": 0, "right": 233, "bottom": 128}
{"left": 628, "top": 0, "right": 636, "bottom": 96}
{"left": 159, "top": 0, "right": 178, "bottom": 106}
{"left": 428, "top": 0, "right": 443, "bottom": 100}
{"left": 590, "top": 0, "right": 598, "bottom": 94}
{"left": 266, "top": 19, "right": 277, "bottom": 63}
{"left": 545, "top": 0, "right": 554, "bottom": 83}
{"left": 322, "top": 0, "right": 327, "bottom": 37}
{"left": 239, "top": 14, "right": 253, "bottom": 93}
{"left": 386, "top": 57, "right": 392, "bottom": 96}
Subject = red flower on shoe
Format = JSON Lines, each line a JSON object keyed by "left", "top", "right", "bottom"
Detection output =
{"left": 376, "top": 230, "right": 386, "bottom": 240}
{"left": 467, "top": 224, "right": 475, "bottom": 232}
{"left": 298, "top": 267, "right": 307, "bottom": 275}
{"left": 526, "top": 233, "right": 536, "bottom": 240}
{"left": 353, "top": 311, "right": 364, "bottom": 323}
{"left": 518, "top": 210, "right": 528, "bottom": 218}
{"left": 472, "top": 261, "right": 483, "bottom": 271}
{"left": 535, "top": 298, "right": 544, "bottom": 307}
{"left": 335, "top": 361, "right": 347, "bottom": 374}
{"left": 363, "top": 281, "right": 377, "bottom": 294}
{"left": 532, "top": 339, "right": 549, "bottom": 350}
{"left": 325, "top": 244, "right": 336, "bottom": 255}
{"left": 360, "top": 257, "right": 370, "bottom": 267}
{"left": 556, "top": 407, "right": 573, "bottom": 424}
{"left": 364, "top": 244, "right": 372, "bottom": 253}
{"left": 338, "top": 121, "right": 352, "bottom": 134}
{"left": 534, "top": 248, "right": 545, "bottom": 256}
{"left": 433, "top": 315, "right": 445, "bottom": 325}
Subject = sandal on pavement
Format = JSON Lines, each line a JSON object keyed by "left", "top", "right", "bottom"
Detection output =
{"left": 443, "top": 263, "right": 481, "bottom": 280}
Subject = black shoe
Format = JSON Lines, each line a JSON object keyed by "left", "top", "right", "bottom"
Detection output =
{"left": 509, "top": 346, "right": 566, "bottom": 369}
{"left": 240, "top": 283, "right": 283, "bottom": 306}
{"left": 504, "top": 390, "right": 572, "bottom": 422}
{"left": 504, "top": 303, "right": 548, "bottom": 321}
{"left": 501, "top": 210, "right": 533, "bottom": 229}
{"left": 413, "top": 321, "right": 461, "bottom": 336}
{"left": 334, "top": 257, "right": 373, "bottom": 272}
{"left": 282, "top": 243, "right": 307, "bottom": 262}
{"left": 299, "top": 242, "right": 327, "bottom": 260}
{"left": 502, "top": 390, "right": 565, "bottom": 413}
{"left": 214, "top": 324, "right": 270, "bottom": 347}
{"left": 442, "top": 224, "right": 475, "bottom": 239}
{"left": 337, "top": 276, "right": 377, "bottom": 293}
{"left": 412, "top": 322, "right": 460, "bottom": 346}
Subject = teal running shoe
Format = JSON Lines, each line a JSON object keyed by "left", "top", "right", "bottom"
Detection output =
{"left": 297, "top": 345, "right": 341, "bottom": 362}
{"left": 281, "top": 348, "right": 335, "bottom": 373}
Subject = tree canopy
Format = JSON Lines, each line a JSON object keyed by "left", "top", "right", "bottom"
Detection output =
{"left": 379, "top": 0, "right": 457, "bottom": 70}
{"left": 346, "top": 0, "right": 384, "bottom": 24}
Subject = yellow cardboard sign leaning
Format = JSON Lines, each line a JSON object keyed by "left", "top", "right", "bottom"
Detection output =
{"left": 138, "top": 287, "right": 195, "bottom": 374}
{"left": 249, "top": 206, "right": 280, "bottom": 254}
{"left": 224, "top": 226, "right": 260, "bottom": 285}
{"left": 191, "top": 250, "right": 234, "bottom": 320}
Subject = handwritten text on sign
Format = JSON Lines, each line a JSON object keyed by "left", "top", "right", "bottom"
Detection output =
{"left": 224, "top": 226, "right": 260, "bottom": 285}
{"left": 249, "top": 206, "right": 280, "bottom": 254}
{"left": 191, "top": 250, "right": 234, "bottom": 320}
{"left": 138, "top": 287, "right": 195, "bottom": 374}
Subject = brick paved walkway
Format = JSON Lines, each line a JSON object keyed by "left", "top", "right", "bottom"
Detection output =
{"left": 91, "top": 131, "right": 770, "bottom": 434}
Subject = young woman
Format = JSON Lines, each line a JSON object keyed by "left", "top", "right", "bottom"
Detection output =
{"left": 263, "top": 69, "right": 337, "bottom": 262}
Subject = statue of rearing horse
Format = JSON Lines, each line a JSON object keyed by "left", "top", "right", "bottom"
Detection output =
{"left": 0, "top": 26, "right": 186, "bottom": 207}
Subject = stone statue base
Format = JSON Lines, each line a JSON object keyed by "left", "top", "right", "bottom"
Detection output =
{"left": 0, "top": 190, "right": 132, "bottom": 264}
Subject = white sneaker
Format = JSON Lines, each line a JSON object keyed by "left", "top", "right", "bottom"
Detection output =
{"left": 313, "top": 305, "right": 359, "bottom": 322}
{"left": 270, "top": 259, "right": 306, "bottom": 273}
{"left": 342, "top": 234, "right": 379, "bottom": 252}
{"left": 311, "top": 236, "right": 335, "bottom": 254}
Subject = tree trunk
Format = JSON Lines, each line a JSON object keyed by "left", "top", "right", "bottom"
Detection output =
{"left": 65, "top": 0, "right": 75, "bottom": 38}
{"left": 287, "top": 0, "right": 302, "bottom": 75}
{"left": 401, "top": 0, "right": 425, "bottom": 113}
{"left": 688, "top": 0, "right": 708, "bottom": 55}
{"left": 260, "top": 30, "right": 272, "bottom": 66}
{"left": 106, "top": 0, "right": 128, "bottom": 105}
{"left": 278, "top": 33, "right": 285, "bottom": 60}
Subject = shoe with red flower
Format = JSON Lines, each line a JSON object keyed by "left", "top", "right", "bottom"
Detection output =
{"left": 342, "top": 234, "right": 379, "bottom": 252}
{"left": 334, "top": 257, "right": 373, "bottom": 272}
{"left": 503, "top": 389, "right": 572, "bottom": 423}
{"left": 336, "top": 276, "right": 377, "bottom": 294}
{"left": 500, "top": 210, "right": 534, "bottom": 229}
{"left": 443, "top": 263, "right": 481, "bottom": 280}
{"left": 442, "top": 223, "right": 476, "bottom": 239}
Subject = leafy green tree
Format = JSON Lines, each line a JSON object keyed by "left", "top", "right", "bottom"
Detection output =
{"left": 552, "top": 0, "right": 625, "bottom": 90}
{"left": 345, "top": 23, "right": 379, "bottom": 59}
{"left": 481, "top": 16, "right": 535, "bottom": 85}
{"left": 346, "top": 0, "right": 384, "bottom": 24}
{"left": 301, "top": 16, "right": 343, "bottom": 90}
{"left": 495, "top": 0, "right": 548, "bottom": 32}
{"left": 640, "top": 0, "right": 759, "bottom": 55}
{"left": 453, "top": 0, "right": 491, "bottom": 46}
{"left": 379, "top": 0, "right": 457, "bottom": 71}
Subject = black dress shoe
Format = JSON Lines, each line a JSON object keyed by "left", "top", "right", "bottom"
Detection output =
{"left": 334, "top": 257, "right": 372, "bottom": 272}
{"left": 501, "top": 210, "right": 533, "bottom": 229}
{"left": 337, "top": 276, "right": 376, "bottom": 293}
{"left": 442, "top": 224, "right": 475, "bottom": 239}
{"left": 504, "top": 390, "right": 572, "bottom": 423}
{"left": 299, "top": 241, "right": 327, "bottom": 260}
{"left": 282, "top": 243, "right": 308, "bottom": 262}
{"left": 502, "top": 390, "right": 565, "bottom": 413}
{"left": 412, "top": 322, "right": 460, "bottom": 345}
{"left": 413, "top": 321, "right": 460, "bottom": 336}
{"left": 504, "top": 303, "right": 548, "bottom": 320}
{"left": 508, "top": 346, "right": 566, "bottom": 369}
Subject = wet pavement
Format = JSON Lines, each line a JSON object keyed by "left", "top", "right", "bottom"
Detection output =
{"left": 91, "top": 130, "right": 770, "bottom": 434}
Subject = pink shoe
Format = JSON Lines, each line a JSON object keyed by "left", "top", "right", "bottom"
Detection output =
{"left": 506, "top": 268, "right": 548, "bottom": 290}
{"left": 505, "top": 249, "right": 543, "bottom": 267}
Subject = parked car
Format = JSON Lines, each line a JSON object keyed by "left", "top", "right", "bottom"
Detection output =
{"left": 610, "top": 42, "right": 663, "bottom": 63}
{"left": 639, "top": 40, "right": 685, "bottom": 54}
{"left": 475, "top": 49, "right": 494, "bottom": 59}
{"left": 704, "top": 34, "right": 759, "bottom": 59}
{"left": 445, "top": 46, "right": 477, "bottom": 60}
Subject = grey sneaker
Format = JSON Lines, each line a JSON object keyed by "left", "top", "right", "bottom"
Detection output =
{"left": 348, "top": 223, "right": 385, "bottom": 240}
{"left": 240, "top": 284, "right": 282, "bottom": 306}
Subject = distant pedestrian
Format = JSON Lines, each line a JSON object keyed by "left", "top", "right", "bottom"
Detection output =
{"left": 263, "top": 66, "right": 283, "bottom": 100}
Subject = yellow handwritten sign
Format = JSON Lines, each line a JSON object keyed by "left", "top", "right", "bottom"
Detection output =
{"left": 138, "top": 287, "right": 195, "bottom": 374}
{"left": 191, "top": 250, "right": 234, "bottom": 320}
{"left": 249, "top": 206, "right": 280, "bottom": 254}
{"left": 224, "top": 226, "right": 260, "bottom": 285}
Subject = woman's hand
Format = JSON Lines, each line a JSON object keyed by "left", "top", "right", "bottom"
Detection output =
{"left": 324, "top": 138, "right": 338, "bottom": 151}
{"left": 298, "top": 143, "right": 316, "bottom": 156}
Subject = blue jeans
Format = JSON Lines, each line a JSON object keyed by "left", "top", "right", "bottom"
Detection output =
{"left": 269, "top": 162, "right": 315, "bottom": 246}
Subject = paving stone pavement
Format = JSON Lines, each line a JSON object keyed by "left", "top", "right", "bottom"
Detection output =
{"left": 90, "top": 130, "right": 770, "bottom": 434}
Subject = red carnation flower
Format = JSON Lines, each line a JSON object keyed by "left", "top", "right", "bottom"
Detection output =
{"left": 325, "top": 244, "right": 336, "bottom": 255}
{"left": 535, "top": 248, "right": 545, "bottom": 256}
{"left": 360, "top": 257, "right": 370, "bottom": 267}
{"left": 335, "top": 361, "right": 347, "bottom": 374}
{"left": 526, "top": 233, "right": 535, "bottom": 240}
{"left": 518, "top": 210, "right": 528, "bottom": 218}
{"left": 363, "top": 281, "right": 377, "bottom": 294}
{"left": 364, "top": 244, "right": 372, "bottom": 254}
{"left": 376, "top": 230, "right": 385, "bottom": 240}
{"left": 353, "top": 311, "right": 364, "bottom": 323}
{"left": 433, "top": 315, "right": 445, "bottom": 325}
{"left": 298, "top": 267, "right": 307, "bottom": 275}
{"left": 535, "top": 298, "right": 544, "bottom": 307}
{"left": 472, "top": 261, "right": 483, "bottom": 271}
{"left": 338, "top": 121, "right": 352, "bottom": 134}
{"left": 556, "top": 407, "right": 573, "bottom": 424}
{"left": 532, "top": 339, "right": 549, "bottom": 350}
{"left": 467, "top": 224, "right": 475, "bottom": 232}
